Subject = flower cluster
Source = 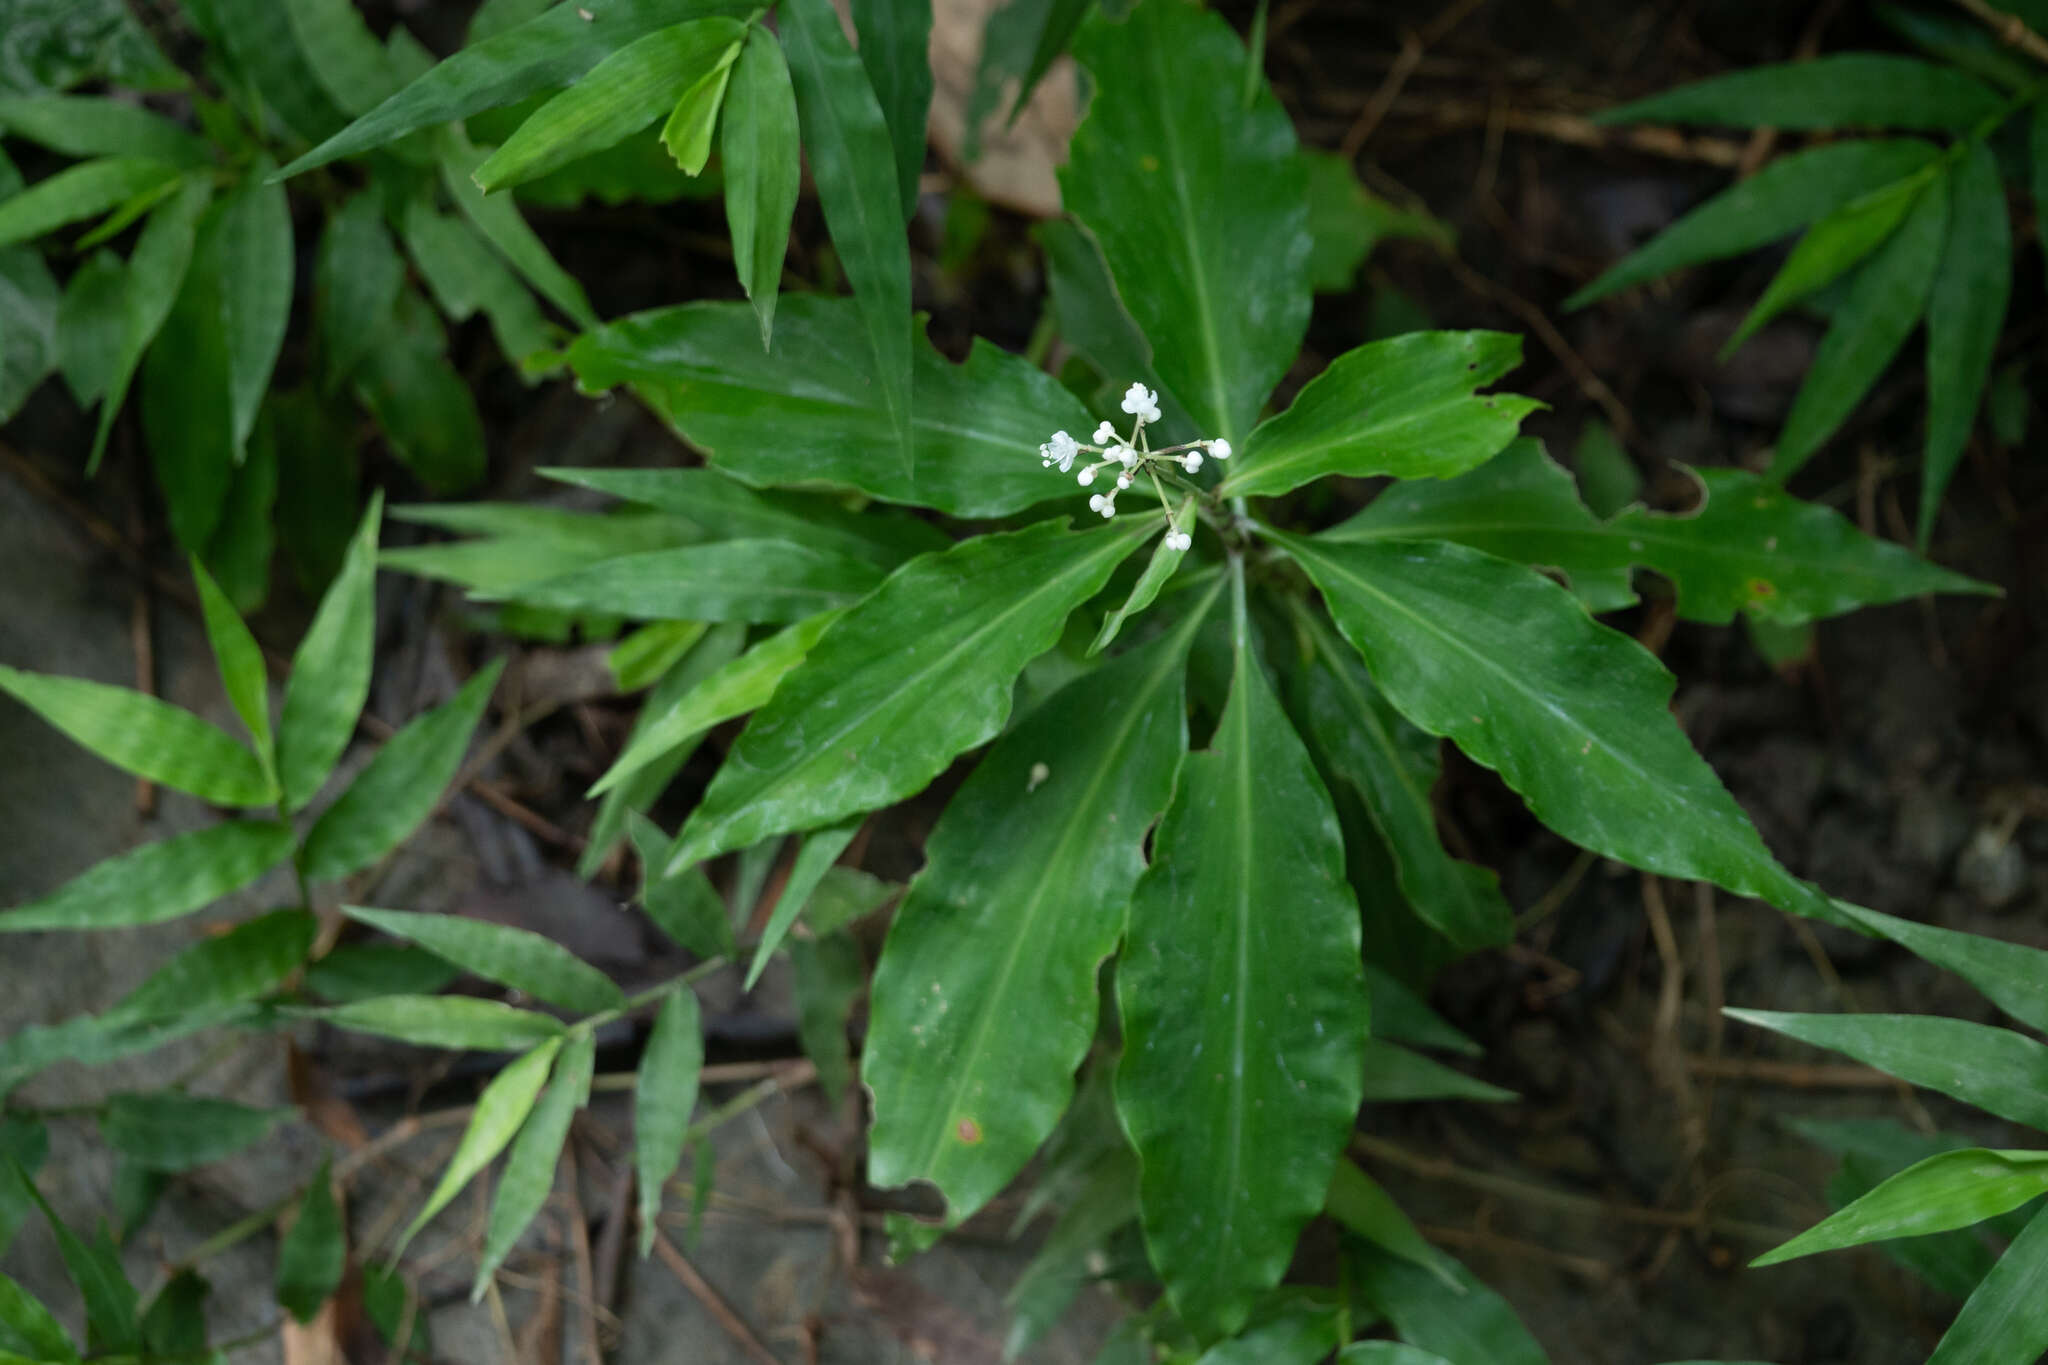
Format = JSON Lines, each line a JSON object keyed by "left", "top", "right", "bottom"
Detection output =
{"left": 1036, "top": 383, "right": 1229, "bottom": 550}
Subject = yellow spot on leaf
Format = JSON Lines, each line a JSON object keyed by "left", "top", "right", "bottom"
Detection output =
{"left": 956, "top": 1118, "right": 982, "bottom": 1144}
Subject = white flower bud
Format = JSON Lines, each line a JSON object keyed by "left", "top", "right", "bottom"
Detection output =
{"left": 1164, "top": 530, "right": 1192, "bottom": 552}
{"left": 1119, "top": 447, "right": 1138, "bottom": 468}
{"left": 1077, "top": 467, "right": 1096, "bottom": 486}
{"left": 1208, "top": 438, "right": 1231, "bottom": 459}
{"left": 1088, "top": 493, "right": 1106, "bottom": 513}
{"left": 1182, "top": 452, "right": 1202, "bottom": 472}
{"left": 1116, "top": 472, "right": 1132, "bottom": 489}
{"left": 1093, "top": 421, "right": 1117, "bottom": 443}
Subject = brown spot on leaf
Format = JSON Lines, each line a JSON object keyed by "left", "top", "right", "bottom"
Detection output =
{"left": 956, "top": 1117, "right": 982, "bottom": 1144}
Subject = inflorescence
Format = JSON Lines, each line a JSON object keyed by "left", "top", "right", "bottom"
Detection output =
{"left": 1038, "top": 383, "right": 1228, "bottom": 553}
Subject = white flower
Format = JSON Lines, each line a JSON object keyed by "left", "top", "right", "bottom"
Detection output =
{"left": 1093, "top": 421, "right": 1117, "bottom": 444}
{"left": 1088, "top": 493, "right": 1107, "bottom": 514}
{"left": 1207, "top": 438, "right": 1231, "bottom": 459}
{"left": 1116, "top": 472, "right": 1132, "bottom": 489}
{"left": 1118, "top": 447, "right": 1139, "bottom": 468}
{"left": 1077, "top": 466, "right": 1096, "bottom": 486}
{"left": 1181, "top": 451, "right": 1202, "bottom": 472}
{"left": 1040, "top": 429, "right": 1080, "bottom": 471}
{"left": 1120, "top": 382, "right": 1161, "bottom": 424}
{"left": 1164, "top": 530, "right": 1192, "bottom": 552}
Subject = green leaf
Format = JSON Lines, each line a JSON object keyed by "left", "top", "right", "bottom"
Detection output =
{"left": 397, "top": 199, "right": 553, "bottom": 368}
{"left": 0, "top": 94, "right": 204, "bottom": 166}
{"left": 310, "top": 994, "right": 566, "bottom": 1050}
{"left": 0, "top": 1124, "right": 47, "bottom": 1259}
{"left": 0, "top": 1271, "right": 76, "bottom": 1363}
{"left": 610, "top": 621, "right": 708, "bottom": 693}
{"left": 0, "top": 240, "right": 58, "bottom": 424}
{"left": 474, "top": 20, "right": 745, "bottom": 193}
{"left": 631, "top": 815, "right": 736, "bottom": 958}
{"left": 1725, "top": 171, "right": 1931, "bottom": 355}
{"left": 867, "top": 591, "right": 1215, "bottom": 1230}
{"left": 963, "top": 0, "right": 1090, "bottom": 153}
{"left": 1003, "top": 1148, "right": 1138, "bottom": 1360}
{"left": 303, "top": 942, "right": 460, "bottom": 1003}
{"left": 0, "top": 820, "right": 293, "bottom": 933}
{"left": 401, "top": 1038, "right": 562, "bottom": 1252}
{"left": 482, "top": 540, "right": 885, "bottom": 623}
{"left": 1065, "top": 0, "right": 1309, "bottom": 442}
{"left": 476, "top": 1030, "right": 594, "bottom": 1298}
{"left": 341, "top": 905, "right": 622, "bottom": 1015}
{"left": 141, "top": 198, "right": 237, "bottom": 551}
{"left": 1566, "top": 138, "right": 1941, "bottom": 309}
{"left": 1191, "top": 1303, "right": 1341, "bottom": 1365}
{"left": 1297, "top": 611, "right": 1511, "bottom": 951}
{"left": 1926, "top": 1203, "right": 2048, "bottom": 1364}
{"left": 302, "top": 661, "right": 505, "bottom": 882}
{"left": 1272, "top": 534, "right": 1831, "bottom": 922}
{"left": 0, "top": 664, "right": 273, "bottom": 806}
{"left": 114, "top": 907, "right": 315, "bottom": 1024}
{"left": 790, "top": 929, "right": 864, "bottom": 1106}
{"left": 780, "top": 0, "right": 914, "bottom": 476}
{"left": 745, "top": 817, "right": 859, "bottom": 990}
{"left": 384, "top": 506, "right": 702, "bottom": 595}
{"left": 275, "top": 1160, "right": 345, "bottom": 1322}
{"left": 0, "top": 156, "right": 180, "bottom": 248}
{"left": 721, "top": 26, "right": 800, "bottom": 347}
{"left": 212, "top": 170, "right": 294, "bottom": 456}
{"left": 1338, "top": 1346, "right": 1458, "bottom": 1365}
{"left": 282, "top": 0, "right": 402, "bottom": 116}
{"left": 468, "top": 0, "right": 553, "bottom": 44}
{"left": 1115, "top": 567, "right": 1368, "bottom": 1342}
{"left": 1364, "top": 964, "right": 1479, "bottom": 1056}
{"left": 1771, "top": 169, "right": 1949, "bottom": 484}
{"left": 278, "top": 490, "right": 383, "bottom": 811}
{"left": 659, "top": 35, "right": 741, "bottom": 176}
{"left": 139, "top": 1269, "right": 207, "bottom": 1354}
{"left": 635, "top": 987, "right": 704, "bottom": 1256}
{"left": 667, "top": 519, "right": 1146, "bottom": 872}
{"left": 1829, "top": 901, "right": 2048, "bottom": 1035}
{"left": 100, "top": 1091, "right": 286, "bottom": 1171}
{"left": 209, "top": 0, "right": 348, "bottom": 143}
{"left": 1034, "top": 216, "right": 1188, "bottom": 436}
{"left": 193, "top": 557, "right": 274, "bottom": 784}
{"left": 314, "top": 193, "right": 404, "bottom": 389}
{"left": 1599, "top": 55, "right": 2004, "bottom": 132}
{"left": 1754, "top": 1148, "right": 2048, "bottom": 1267}
{"left": 87, "top": 173, "right": 211, "bottom": 474}
{"left": 1359, "top": 1041, "right": 1515, "bottom": 1102}
{"left": 1303, "top": 150, "right": 1449, "bottom": 293}
{"left": 1325, "top": 1159, "right": 1458, "bottom": 1290}
{"left": 1219, "top": 330, "right": 1538, "bottom": 498}
{"left": 1353, "top": 1246, "right": 1549, "bottom": 1365}
{"left": 9, "top": 1163, "right": 138, "bottom": 1355}
{"left": 853, "top": 0, "right": 933, "bottom": 219}
{"left": 567, "top": 297, "right": 1086, "bottom": 516}
{"left": 1727, "top": 1010, "right": 2048, "bottom": 1130}
{"left": 1089, "top": 500, "right": 1199, "bottom": 654}
{"left": 1920, "top": 140, "right": 2010, "bottom": 546}
{"left": 361, "top": 1261, "right": 432, "bottom": 1362}
{"left": 438, "top": 130, "right": 598, "bottom": 329}
{"left": 352, "top": 289, "right": 488, "bottom": 493}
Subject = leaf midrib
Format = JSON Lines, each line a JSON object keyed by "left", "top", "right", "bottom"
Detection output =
{"left": 1229, "top": 384, "right": 1520, "bottom": 491}
{"left": 1139, "top": 32, "right": 1231, "bottom": 440}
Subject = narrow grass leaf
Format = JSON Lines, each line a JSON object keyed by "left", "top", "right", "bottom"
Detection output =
{"left": 745, "top": 817, "right": 860, "bottom": 989}
{"left": 484, "top": 540, "right": 884, "bottom": 623}
{"left": 438, "top": 130, "right": 598, "bottom": 328}
{"left": 0, "top": 665, "right": 272, "bottom": 805}
{"left": 89, "top": 174, "right": 211, "bottom": 474}
{"left": 1089, "top": 500, "right": 1199, "bottom": 655}
{"left": 1353, "top": 1246, "right": 1549, "bottom": 1365}
{"left": 191, "top": 557, "right": 274, "bottom": 773}
{"left": 635, "top": 988, "right": 704, "bottom": 1256}
{"left": 342, "top": 906, "right": 621, "bottom": 1015}
{"left": 0, "top": 820, "right": 294, "bottom": 933}
{"left": 275, "top": 1159, "right": 345, "bottom": 1322}
{"left": 401, "top": 1039, "right": 561, "bottom": 1253}
{"left": 10, "top": 1164, "right": 139, "bottom": 1354}
{"left": 216, "top": 170, "right": 293, "bottom": 455}
{"left": 631, "top": 814, "right": 736, "bottom": 959}
{"left": 722, "top": 26, "right": 801, "bottom": 346}
{"left": 313, "top": 192, "right": 404, "bottom": 389}
{"left": 0, "top": 95, "right": 206, "bottom": 164}
{"left": 310, "top": 995, "right": 565, "bottom": 1051}
{"left": 1919, "top": 140, "right": 2010, "bottom": 545}
{"left": 1364, "top": 964, "right": 1480, "bottom": 1057}
{"left": 853, "top": 0, "right": 933, "bottom": 219}
{"left": 1755, "top": 1148, "right": 2048, "bottom": 1266}
{"left": 791, "top": 930, "right": 864, "bottom": 1105}
{"left": 282, "top": 0, "right": 402, "bottom": 115}
{"left": 1830, "top": 901, "right": 2048, "bottom": 1035}
{"left": 1926, "top": 1203, "right": 2048, "bottom": 1364}
{"left": 475, "top": 1030, "right": 594, "bottom": 1299}
{"left": 659, "top": 37, "right": 742, "bottom": 175}
{"left": 0, "top": 1271, "right": 75, "bottom": 1361}
{"left": 278, "top": 492, "right": 383, "bottom": 811}
{"left": 1325, "top": 1159, "right": 1459, "bottom": 1291}
{"left": 1360, "top": 1041, "right": 1515, "bottom": 1103}
{"left": 1724, "top": 171, "right": 1929, "bottom": 355}
{"left": 0, "top": 157, "right": 180, "bottom": 248}
{"left": 1598, "top": 55, "right": 2003, "bottom": 132}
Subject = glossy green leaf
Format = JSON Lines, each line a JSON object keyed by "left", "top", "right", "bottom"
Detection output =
{"left": 476, "top": 1029, "right": 594, "bottom": 1298}
{"left": 9, "top": 1164, "right": 138, "bottom": 1355}
{"left": 1772, "top": 171, "right": 1948, "bottom": 484}
{"left": 311, "top": 994, "right": 565, "bottom": 1050}
{"left": 0, "top": 664, "right": 272, "bottom": 806}
{"left": 659, "top": 34, "right": 741, "bottom": 175}
{"left": 1191, "top": 1303, "right": 1341, "bottom": 1365}
{"left": 210, "top": 171, "right": 295, "bottom": 456}
{"left": 0, "top": 821, "right": 293, "bottom": 933}
{"left": 1926, "top": 1203, "right": 2048, "bottom": 1364}
{"left": 1566, "top": 139, "right": 1941, "bottom": 308}
{"left": 86, "top": 173, "right": 210, "bottom": 474}
{"left": 1359, "top": 1041, "right": 1514, "bottom": 1102}
{"left": 1728, "top": 1010, "right": 2048, "bottom": 1130}
{"left": 190, "top": 557, "right": 274, "bottom": 779}
{"left": 1725, "top": 171, "right": 1930, "bottom": 355}
{"left": 0, "top": 156, "right": 180, "bottom": 248}
{"left": 401, "top": 1038, "right": 561, "bottom": 1251}
{"left": 0, "top": 1272, "right": 74, "bottom": 1362}
{"left": 275, "top": 1160, "right": 345, "bottom": 1322}
{"left": 1338, "top": 1346, "right": 1458, "bottom": 1365}
{"left": 1920, "top": 140, "right": 2011, "bottom": 546}
{"left": 1089, "top": 500, "right": 1199, "bottom": 654}
{"left": 482, "top": 540, "right": 885, "bottom": 623}
{"left": 635, "top": 986, "right": 704, "bottom": 1256}
{"left": 781, "top": 0, "right": 913, "bottom": 475}
{"left": 1325, "top": 1159, "right": 1458, "bottom": 1290}
{"left": 1065, "top": 0, "right": 1308, "bottom": 442}
{"left": 1219, "top": 333, "right": 1539, "bottom": 498}
{"left": 1034, "top": 216, "right": 1190, "bottom": 438}
{"left": 1298, "top": 610, "right": 1511, "bottom": 951}
{"left": 1354, "top": 1246, "right": 1549, "bottom": 1365}
{"left": 631, "top": 814, "right": 736, "bottom": 959}
{"left": 853, "top": 0, "right": 932, "bottom": 219}
{"left": 1273, "top": 534, "right": 1832, "bottom": 922}
{"left": 1829, "top": 901, "right": 2048, "bottom": 1035}
{"left": 438, "top": 130, "right": 598, "bottom": 329}
{"left": 790, "top": 928, "right": 864, "bottom": 1106}
{"left": 0, "top": 94, "right": 205, "bottom": 164}
{"left": 303, "top": 942, "right": 459, "bottom": 1003}
{"left": 313, "top": 192, "right": 402, "bottom": 389}
{"left": 397, "top": 200, "right": 552, "bottom": 367}
{"left": 141, "top": 198, "right": 236, "bottom": 551}
{"left": 667, "top": 519, "right": 1145, "bottom": 873}
{"left": 745, "top": 817, "right": 859, "bottom": 990}
{"left": 282, "top": 0, "right": 401, "bottom": 116}
{"left": 210, "top": 0, "right": 347, "bottom": 142}
{"left": 278, "top": 492, "right": 382, "bottom": 811}
{"left": 1116, "top": 568, "right": 1368, "bottom": 1342}
{"left": 1599, "top": 55, "right": 2003, "bottom": 132}
{"left": 342, "top": 906, "right": 622, "bottom": 1015}
{"left": 568, "top": 297, "right": 1084, "bottom": 516}
{"left": 1363, "top": 964, "right": 1478, "bottom": 1056}
{"left": 101, "top": 1091, "right": 286, "bottom": 1170}
{"left": 1755, "top": 1148, "right": 2048, "bottom": 1267}
{"left": 277, "top": 0, "right": 753, "bottom": 177}
{"left": 610, "top": 621, "right": 708, "bottom": 693}
{"left": 353, "top": 289, "right": 488, "bottom": 493}
{"left": 721, "top": 26, "right": 800, "bottom": 347}
{"left": 383, "top": 505, "right": 702, "bottom": 595}
{"left": 868, "top": 593, "right": 1214, "bottom": 1230}
{"left": 302, "top": 661, "right": 505, "bottom": 882}
{"left": 474, "top": 20, "right": 744, "bottom": 193}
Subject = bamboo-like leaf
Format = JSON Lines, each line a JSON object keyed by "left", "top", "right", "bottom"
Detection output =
{"left": 1920, "top": 140, "right": 2011, "bottom": 545}
{"left": 1065, "top": 0, "right": 1309, "bottom": 442}
{"left": 476, "top": 1030, "right": 594, "bottom": 1298}
{"left": 342, "top": 906, "right": 622, "bottom": 1015}
{"left": 114, "top": 908, "right": 316, "bottom": 1024}
{"left": 54, "top": 248, "right": 122, "bottom": 409}
{"left": 10, "top": 1163, "right": 139, "bottom": 1355}
{"left": 302, "top": 661, "right": 505, "bottom": 882}
{"left": 666, "top": 519, "right": 1146, "bottom": 873}
{"left": 214, "top": 170, "right": 294, "bottom": 456}
{"left": 210, "top": 0, "right": 347, "bottom": 143}
{"left": 1324, "top": 1159, "right": 1459, "bottom": 1290}
{"left": 314, "top": 192, "right": 404, "bottom": 389}
{"left": 0, "top": 1269, "right": 76, "bottom": 1363}
{"left": 1089, "top": 500, "right": 1199, "bottom": 655}
{"left": 721, "top": 25, "right": 800, "bottom": 347}
{"left": 0, "top": 95, "right": 208, "bottom": 165}
{"left": 791, "top": 929, "right": 864, "bottom": 1105}
{"left": 1754, "top": 1148, "right": 2048, "bottom": 1267}
{"left": 867, "top": 589, "right": 1216, "bottom": 1232}
{"left": 1359, "top": 1041, "right": 1514, "bottom": 1103}
{"left": 88, "top": 173, "right": 211, "bottom": 474}
{"left": 853, "top": 0, "right": 933, "bottom": 219}
{"left": 0, "top": 664, "right": 272, "bottom": 806}
{"left": 282, "top": 0, "right": 402, "bottom": 116}
{"left": 309, "top": 995, "right": 566, "bottom": 1051}
{"left": 781, "top": 0, "right": 914, "bottom": 475}
{"left": 1353, "top": 1246, "right": 1550, "bottom": 1365}
{"left": 1364, "top": 964, "right": 1480, "bottom": 1057}
{"left": 1115, "top": 567, "right": 1368, "bottom": 1342}
{"left": 482, "top": 540, "right": 885, "bottom": 622}
{"left": 1338, "top": 1346, "right": 1458, "bottom": 1365}
{"left": 397, "top": 200, "right": 552, "bottom": 366}
{"left": 191, "top": 556, "right": 274, "bottom": 777}
{"left": 631, "top": 814, "right": 736, "bottom": 959}
{"left": 1771, "top": 172, "right": 1949, "bottom": 483}
{"left": 278, "top": 492, "right": 384, "bottom": 812}
{"left": 1926, "top": 1204, "right": 2048, "bottom": 1364}
{"left": 100, "top": 1092, "right": 287, "bottom": 1171}
{"left": 1218, "top": 333, "right": 1539, "bottom": 499}
{"left": 142, "top": 197, "right": 237, "bottom": 551}
{"left": 1599, "top": 55, "right": 2003, "bottom": 132}
{"left": 275, "top": 1159, "right": 345, "bottom": 1322}
{"left": 1724, "top": 171, "right": 1930, "bottom": 355}
{"left": 1727, "top": 1010, "right": 2048, "bottom": 1130}
{"left": 1273, "top": 533, "right": 1833, "bottom": 922}
{"left": 1829, "top": 901, "right": 2048, "bottom": 1035}
{"left": 401, "top": 1039, "right": 562, "bottom": 1252}
{"left": 0, "top": 156, "right": 181, "bottom": 248}
{"left": 635, "top": 988, "right": 704, "bottom": 1256}
{"left": 352, "top": 290, "right": 488, "bottom": 493}
{"left": 0, "top": 820, "right": 294, "bottom": 933}
{"left": 438, "top": 130, "right": 598, "bottom": 329}
{"left": 659, "top": 35, "right": 742, "bottom": 176}
{"left": 745, "top": 817, "right": 860, "bottom": 989}
{"left": 304, "top": 942, "right": 459, "bottom": 1006}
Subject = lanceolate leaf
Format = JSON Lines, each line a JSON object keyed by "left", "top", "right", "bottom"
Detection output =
{"left": 142, "top": 197, "right": 237, "bottom": 550}
{"left": 1089, "top": 501, "right": 1200, "bottom": 654}
{"left": 1116, "top": 567, "right": 1369, "bottom": 1342}
{"left": 342, "top": 906, "right": 622, "bottom": 1015}
{"left": 302, "top": 660, "right": 506, "bottom": 882}
{"left": 192, "top": 557, "right": 274, "bottom": 774}
{"left": 56, "top": 248, "right": 124, "bottom": 408}
{"left": 781, "top": 0, "right": 914, "bottom": 476}
{"left": 310, "top": 995, "right": 566, "bottom": 1051}
{"left": 631, "top": 814, "right": 736, "bottom": 959}
{"left": 481, "top": 540, "right": 885, "bottom": 622}
{"left": 635, "top": 987, "right": 704, "bottom": 1256}
{"left": 853, "top": 0, "right": 933, "bottom": 220}
{"left": 397, "top": 202, "right": 552, "bottom": 366}
{"left": 660, "top": 45, "right": 739, "bottom": 177}
{"left": 209, "top": 0, "right": 347, "bottom": 143}
{"left": 665, "top": 519, "right": 1146, "bottom": 873}
{"left": 721, "top": 25, "right": 801, "bottom": 347}
{"left": 1600, "top": 54, "right": 2004, "bottom": 132}
{"left": 401, "top": 1039, "right": 562, "bottom": 1252}
{"left": 0, "top": 665, "right": 272, "bottom": 805}
{"left": 0, "top": 156, "right": 181, "bottom": 248}
{"left": 352, "top": 290, "right": 488, "bottom": 493}
{"left": 745, "top": 816, "right": 860, "bottom": 990}
{"left": 1566, "top": 139, "right": 1941, "bottom": 308}
{"left": 1273, "top": 534, "right": 1833, "bottom": 923}
{"left": 314, "top": 192, "right": 404, "bottom": 388}
{"left": 867, "top": 588, "right": 1217, "bottom": 1232}
{"left": 100, "top": 1092, "right": 287, "bottom": 1170}
{"left": 791, "top": 929, "right": 864, "bottom": 1104}
{"left": 276, "top": 1160, "right": 345, "bottom": 1322}
{"left": 1754, "top": 1148, "right": 2048, "bottom": 1266}
{"left": 216, "top": 169, "right": 293, "bottom": 455}
{"left": 0, "top": 821, "right": 294, "bottom": 932}
{"left": 1926, "top": 1204, "right": 2048, "bottom": 1365}
{"left": 0, "top": 1270, "right": 75, "bottom": 1362}
{"left": 11, "top": 1164, "right": 139, "bottom": 1355}
{"left": 1771, "top": 173, "right": 1949, "bottom": 484}
{"left": 1353, "top": 1247, "right": 1550, "bottom": 1365}
{"left": 114, "top": 908, "right": 316, "bottom": 1024}
{"left": 476, "top": 1030, "right": 594, "bottom": 1298}
{"left": 1725, "top": 171, "right": 1930, "bottom": 355}
{"left": 1920, "top": 140, "right": 2011, "bottom": 545}
{"left": 567, "top": 297, "right": 1085, "bottom": 516}
{"left": 278, "top": 492, "right": 384, "bottom": 812}
{"left": 1218, "top": 333, "right": 1539, "bottom": 499}
{"left": 1726, "top": 1010, "right": 2048, "bottom": 1130}
{"left": 282, "top": 0, "right": 402, "bottom": 115}
{"left": 1065, "top": 0, "right": 1310, "bottom": 442}
{"left": 90, "top": 173, "right": 212, "bottom": 475}
{"left": 1325, "top": 1160, "right": 1458, "bottom": 1290}
{"left": 1830, "top": 901, "right": 2048, "bottom": 1035}
{"left": 1035, "top": 216, "right": 1191, "bottom": 441}
{"left": 0, "top": 95, "right": 209, "bottom": 165}
{"left": 1358, "top": 1041, "right": 1515, "bottom": 1102}
{"left": 0, "top": 239, "right": 59, "bottom": 425}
